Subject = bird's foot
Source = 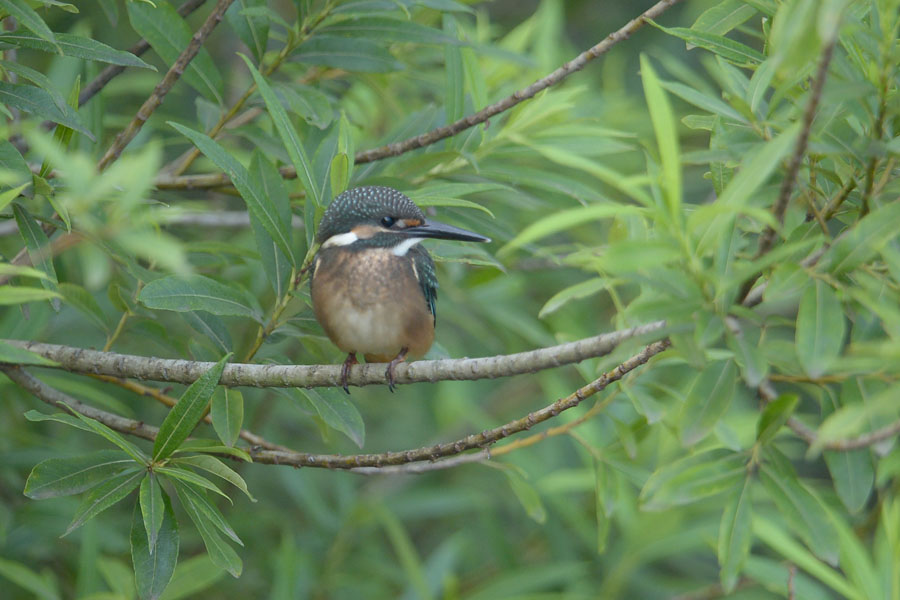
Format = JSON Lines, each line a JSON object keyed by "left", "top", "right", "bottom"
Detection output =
{"left": 340, "top": 353, "right": 358, "bottom": 394}
{"left": 385, "top": 347, "right": 409, "bottom": 393}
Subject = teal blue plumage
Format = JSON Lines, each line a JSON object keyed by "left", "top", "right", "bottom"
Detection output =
{"left": 409, "top": 245, "right": 438, "bottom": 324}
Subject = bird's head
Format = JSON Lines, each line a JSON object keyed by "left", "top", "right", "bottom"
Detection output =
{"left": 316, "top": 186, "right": 490, "bottom": 254}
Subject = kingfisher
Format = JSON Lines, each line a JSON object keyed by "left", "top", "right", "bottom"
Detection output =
{"left": 310, "top": 186, "right": 490, "bottom": 393}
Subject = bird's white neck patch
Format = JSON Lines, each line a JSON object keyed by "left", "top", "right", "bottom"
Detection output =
{"left": 392, "top": 237, "right": 423, "bottom": 256}
{"left": 321, "top": 231, "right": 359, "bottom": 248}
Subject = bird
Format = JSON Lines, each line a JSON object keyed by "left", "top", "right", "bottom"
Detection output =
{"left": 310, "top": 186, "right": 490, "bottom": 393}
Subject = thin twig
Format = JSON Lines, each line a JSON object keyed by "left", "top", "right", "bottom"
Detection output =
{"left": 152, "top": 0, "right": 685, "bottom": 190}
{"left": 2, "top": 340, "right": 671, "bottom": 470}
{"left": 2, "top": 321, "right": 667, "bottom": 389}
{"left": 96, "top": 0, "right": 236, "bottom": 172}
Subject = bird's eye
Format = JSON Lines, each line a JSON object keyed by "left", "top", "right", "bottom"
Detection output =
{"left": 381, "top": 216, "right": 396, "bottom": 227}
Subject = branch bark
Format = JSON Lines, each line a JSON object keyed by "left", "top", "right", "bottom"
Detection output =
{"left": 2, "top": 321, "right": 667, "bottom": 389}
{"left": 152, "top": 0, "right": 685, "bottom": 190}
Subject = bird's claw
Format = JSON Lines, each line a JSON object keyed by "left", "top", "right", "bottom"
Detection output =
{"left": 341, "top": 353, "right": 358, "bottom": 394}
{"left": 385, "top": 348, "right": 409, "bottom": 393}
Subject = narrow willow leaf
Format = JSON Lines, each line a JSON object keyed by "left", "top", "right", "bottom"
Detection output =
{"left": 0, "top": 286, "right": 59, "bottom": 304}
{"left": 539, "top": 277, "right": 607, "bottom": 318}
{"left": 24, "top": 409, "right": 92, "bottom": 432}
{"left": 58, "top": 282, "right": 109, "bottom": 332}
{"left": 181, "top": 311, "right": 232, "bottom": 354}
{"left": 172, "top": 439, "right": 251, "bottom": 463}
{"left": 823, "top": 202, "right": 900, "bottom": 274}
{"left": 131, "top": 490, "right": 178, "bottom": 600}
{"left": 444, "top": 15, "right": 464, "bottom": 130}
{"left": 168, "top": 122, "right": 295, "bottom": 260}
{"left": 593, "top": 459, "right": 612, "bottom": 554}
{"left": 504, "top": 469, "right": 546, "bottom": 524}
{"left": 156, "top": 467, "right": 229, "bottom": 502}
{"left": 0, "top": 182, "right": 30, "bottom": 213}
{"left": 0, "top": 340, "right": 58, "bottom": 365}
{"left": 659, "top": 79, "right": 747, "bottom": 123}
{"left": 329, "top": 152, "right": 349, "bottom": 197}
{"left": 12, "top": 203, "right": 58, "bottom": 295}
{"left": 173, "top": 482, "right": 242, "bottom": 577}
{"left": 824, "top": 449, "right": 873, "bottom": 514}
{"left": 24, "top": 450, "right": 134, "bottom": 499}
{"left": 680, "top": 360, "right": 737, "bottom": 445}
{"left": 0, "top": 0, "right": 57, "bottom": 46}
{"left": 756, "top": 394, "right": 799, "bottom": 445}
{"left": 210, "top": 387, "right": 243, "bottom": 448}
{"left": 139, "top": 275, "right": 260, "bottom": 320}
{"left": 718, "top": 475, "right": 753, "bottom": 592}
{"left": 126, "top": 2, "right": 223, "bottom": 103}
{"left": 796, "top": 280, "right": 844, "bottom": 378}
{"left": 297, "top": 388, "right": 365, "bottom": 448}
{"left": 640, "top": 449, "right": 747, "bottom": 511}
{"left": 293, "top": 36, "right": 404, "bottom": 72}
{"left": 640, "top": 54, "right": 682, "bottom": 219}
{"left": 140, "top": 473, "right": 164, "bottom": 553}
{"left": 692, "top": 0, "right": 757, "bottom": 36}
{"left": 171, "top": 454, "right": 254, "bottom": 501}
{"left": 0, "top": 32, "right": 152, "bottom": 68}
{"left": 238, "top": 55, "right": 319, "bottom": 206}
{"left": 64, "top": 409, "right": 149, "bottom": 464}
{"left": 64, "top": 468, "right": 144, "bottom": 536}
{"left": 173, "top": 482, "right": 242, "bottom": 546}
{"left": 320, "top": 15, "right": 461, "bottom": 45}
{"left": 226, "top": 0, "right": 268, "bottom": 63}
{"left": 406, "top": 195, "right": 494, "bottom": 217}
{"left": 716, "top": 122, "right": 800, "bottom": 207}
{"left": 248, "top": 150, "right": 294, "bottom": 294}
{"left": 0, "top": 557, "right": 59, "bottom": 600}
{"left": 650, "top": 22, "right": 765, "bottom": 65}
{"left": 152, "top": 354, "right": 230, "bottom": 461}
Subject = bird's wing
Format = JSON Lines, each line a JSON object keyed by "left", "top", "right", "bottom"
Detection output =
{"left": 410, "top": 245, "right": 438, "bottom": 325}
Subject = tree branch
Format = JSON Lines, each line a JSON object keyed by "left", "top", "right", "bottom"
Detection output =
{"left": 3, "top": 322, "right": 666, "bottom": 388}
{"left": 152, "top": 0, "right": 685, "bottom": 190}
{"left": 3, "top": 339, "right": 671, "bottom": 470}
{"left": 96, "top": 0, "right": 236, "bottom": 171}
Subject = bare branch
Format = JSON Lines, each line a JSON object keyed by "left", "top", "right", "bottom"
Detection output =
{"left": 2, "top": 321, "right": 666, "bottom": 389}
{"left": 96, "top": 0, "right": 236, "bottom": 172}
{"left": 152, "top": 0, "right": 685, "bottom": 190}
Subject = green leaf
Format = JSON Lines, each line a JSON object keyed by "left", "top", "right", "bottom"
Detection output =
{"left": 0, "top": 32, "right": 152, "bottom": 68}
{"left": 680, "top": 360, "right": 737, "bottom": 445}
{"left": 593, "top": 459, "right": 612, "bottom": 553}
{"left": 12, "top": 203, "right": 58, "bottom": 303}
{"left": 812, "top": 386, "right": 899, "bottom": 457}
{"left": 58, "top": 282, "right": 109, "bottom": 332}
{"left": 298, "top": 388, "right": 365, "bottom": 448}
{"left": 795, "top": 280, "right": 844, "bottom": 378}
{"left": 0, "top": 557, "right": 59, "bottom": 600}
{"left": 539, "top": 277, "right": 608, "bottom": 318}
{"left": 717, "top": 122, "right": 801, "bottom": 207}
{"left": 504, "top": 469, "right": 546, "bottom": 524}
{"left": 173, "top": 483, "right": 242, "bottom": 577}
{"left": 181, "top": 311, "right": 233, "bottom": 355}
{"left": 320, "top": 15, "right": 461, "bottom": 45}
{"left": 139, "top": 275, "right": 260, "bottom": 320}
{"left": 823, "top": 202, "right": 900, "bottom": 274}
{"left": 238, "top": 55, "right": 320, "bottom": 207}
{"left": 172, "top": 439, "right": 251, "bottom": 463}
{"left": 24, "top": 409, "right": 92, "bottom": 432}
{"left": 64, "top": 409, "right": 149, "bottom": 464}
{"left": 172, "top": 482, "right": 242, "bottom": 546}
{"left": 156, "top": 555, "right": 224, "bottom": 600}
{"left": 659, "top": 79, "right": 747, "bottom": 123}
{"left": 156, "top": 466, "right": 229, "bottom": 502}
{"left": 168, "top": 122, "right": 297, "bottom": 259}
{"left": 171, "top": 454, "right": 255, "bottom": 502}
{"left": 293, "top": 36, "right": 404, "bottom": 72}
{"left": 717, "top": 475, "right": 753, "bottom": 593}
{"left": 329, "top": 152, "right": 349, "bottom": 197}
{"left": 226, "top": 0, "right": 268, "bottom": 63}
{"left": 126, "top": 2, "right": 222, "bottom": 103}
{"left": 248, "top": 151, "right": 294, "bottom": 296}
{"left": 824, "top": 449, "right": 873, "bottom": 514}
{"left": 24, "top": 450, "right": 134, "bottom": 499}
{"left": 640, "top": 449, "right": 747, "bottom": 511}
{"left": 756, "top": 394, "right": 799, "bottom": 445}
{"left": 0, "top": 0, "right": 57, "bottom": 47}
{"left": 405, "top": 194, "right": 494, "bottom": 217}
{"left": 692, "top": 0, "right": 757, "bottom": 35}
{"left": 0, "top": 285, "right": 61, "bottom": 304}
{"left": 131, "top": 489, "right": 178, "bottom": 600}
{"left": 650, "top": 22, "right": 766, "bottom": 65}
{"left": 640, "top": 55, "right": 681, "bottom": 219}
{"left": 210, "top": 387, "right": 242, "bottom": 448}
{"left": 64, "top": 468, "right": 144, "bottom": 536}
{"left": 137, "top": 473, "right": 164, "bottom": 558}
{"left": 152, "top": 354, "right": 230, "bottom": 461}
{"left": 0, "top": 339, "right": 58, "bottom": 365}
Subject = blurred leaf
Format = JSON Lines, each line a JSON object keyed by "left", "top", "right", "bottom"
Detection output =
{"left": 692, "top": 0, "right": 757, "bottom": 35}
{"left": 239, "top": 55, "right": 320, "bottom": 207}
{"left": 181, "top": 311, "right": 233, "bottom": 355}
{"left": 650, "top": 23, "right": 765, "bottom": 65}
{"left": 64, "top": 468, "right": 144, "bottom": 536}
{"left": 153, "top": 353, "right": 230, "bottom": 461}
{"left": 811, "top": 385, "right": 900, "bottom": 457}
{"left": 717, "top": 475, "right": 753, "bottom": 592}
{"left": 210, "top": 387, "right": 243, "bottom": 448}
{"left": 12, "top": 203, "right": 59, "bottom": 304}
{"left": 24, "top": 450, "right": 134, "bottom": 499}
{"left": 824, "top": 449, "right": 873, "bottom": 514}
{"left": 127, "top": 2, "right": 223, "bottom": 103}
{"left": 139, "top": 275, "right": 260, "bottom": 320}
{"left": 173, "top": 483, "right": 242, "bottom": 577}
{"left": 0, "top": 286, "right": 61, "bottom": 304}
{"left": 539, "top": 277, "right": 607, "bottom": 318}
{"left": 249, "top": 151, "right": 294, "bottom": 295}
{"left": 0, "top": 557, "right": 59, "bottom": 600}
{"left": 97, "top": 0, "right": 117, "bottom": 25}
{"left": 640, "top": 54, "right": 682, "bottom": 218}
{"left": 796, "top": 280, "right": 844, "bottom": 378}
{"left": 0, "top": 0, "right": 57, "bottom": 46}
{"left": 500, "top": 204, "right": 643, "bottom": 256}
{"left": 157, "top": 555, "right": 224, "bottom": 600}
{"left": 0, "top": 32, "right": 152, "bottom": 68}
{"left": 0, "top": 339, "right": 58, "bottom": 365}
{"left": 275, "top": 82, "right": 333, "bottom": 129}
{"left": 756, "top": 394, "right": 799, "bottom": 445}
{"left": 171, "top": 454, "right": 255, "bottom": 502}
{"left": 58, "top": 282, "right": 109, "bottom": 332}
{"left": 680, "top": 360, "right": 737, "bottom": 445}
{"left": 131, "top": 489, "right": 178, "bottom": 600}
{"left": 226, "top": 0, "right": 268, "bottom": 63}
{"left": 717, "top": 123, "right": 800, "bottom": 206}
{"left": 503, "top": 469, "right": 546, "bottom": 524}
{"left": 823, "top": 202, "right": 900, "bottom": 274}
{"left": 293, "top": 36, "right": 404, "bottom": 72}
{"left": 659, "top": 78, "right": 747, "bottom": 122}
{"left": 140, "top": 473, "right": 164, "bottom": 552}
{"left": 641, "top": 449, "right": 747, "bottom": 511}
{"left": 168, "top": 122, "right": 296, "bottom": 260}
{"left": 321, "top": 15, "right": 461, "bottom": 44}
{"left": 593, "top": 459, "right": 612, "bottom": 553}
{"left": 297, "top": 388, "right": 365, "bottom": 448}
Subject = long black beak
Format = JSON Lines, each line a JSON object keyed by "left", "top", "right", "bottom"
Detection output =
{"left": 404, "top": 219, "right": 491, "bottom": 243}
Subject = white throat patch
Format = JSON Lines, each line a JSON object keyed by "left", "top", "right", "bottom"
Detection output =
{"left": 321, "top": 231, "right": 359, "bottom": 248}
{"left": 392, "top": 237, "right": 423, "bottom": 256}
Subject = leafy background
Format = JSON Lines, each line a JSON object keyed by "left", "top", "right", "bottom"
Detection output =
{"left": 1, "top": 0, "right": 899, "bottom": 598}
